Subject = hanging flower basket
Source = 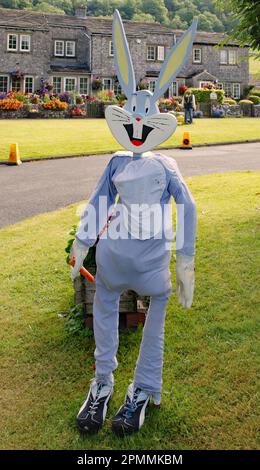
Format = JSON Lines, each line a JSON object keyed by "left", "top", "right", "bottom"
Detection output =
{"left": 10, "top": 69, "right": 24, "bottom": 80}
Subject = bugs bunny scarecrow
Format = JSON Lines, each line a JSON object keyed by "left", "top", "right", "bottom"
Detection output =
{"left": 70, "top": 10, "right": 197, "bottom": 436}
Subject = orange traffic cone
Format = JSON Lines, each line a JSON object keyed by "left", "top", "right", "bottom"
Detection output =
{"left": 180, "top": 132, "right": 192, "bottom": 150}
{"left": 8, "top": 143, "right": 22, "bottom": 165}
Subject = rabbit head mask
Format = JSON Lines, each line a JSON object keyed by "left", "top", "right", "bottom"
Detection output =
{"left": 105, "top": 10, "right": 197, "bottom": 153}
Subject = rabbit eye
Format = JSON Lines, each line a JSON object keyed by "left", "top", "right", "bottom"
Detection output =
{"left": 145, "top": 97, "right": 150, "bottom": 114}
{"left": 133, "top": 105, "right": 136, "bottom": 112}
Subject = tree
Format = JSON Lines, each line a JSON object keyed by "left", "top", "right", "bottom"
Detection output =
{"left": 216, "top": 0, "right": 260, "bottom": 52}
{"left": 33, "top": 1, "right": 65, "bottom": 14}
{"left": 133, "top": 12, "right": 155, "bottom": 23}
{"left": 139, "top": 0, "right": 168, "bottom": 24}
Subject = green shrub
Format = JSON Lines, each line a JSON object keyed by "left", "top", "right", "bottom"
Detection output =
{"left": 251, "top": 89, "right": 260, "bottom": 98}
{"left": 248, "top": 95, "right": 260, "bottom": 104}
{"left": 190, "top": 88, "right": 224, "bottom": 104}
{"left": 224, "top": 99, "right": 237, "bottom": 105}
{"left": 239, "top": 99, "right": 254, "bottom": 105}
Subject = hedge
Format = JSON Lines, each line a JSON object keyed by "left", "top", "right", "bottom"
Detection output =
{"left": 189, "top": 88, "right": 224, "bottom": 104}
{"left": 248, "top": 95, "right": 260, "bottom": 105}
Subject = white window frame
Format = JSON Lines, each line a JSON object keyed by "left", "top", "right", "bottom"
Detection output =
{"left": 171, "top": 81, "right": 179, "bottom": 96}
{"left": 7, "top": 33, "right": 18, "bottom": 51}
{"left": 233, "top": 83, "right": 240, "bottom": 99}
{"left": 0, "top": 74, "right": 9, "bottom": 93}
{"left": 220, "top": 49, "right": 228, "bottom": 65}
{"left": 24, "top": 75, "right": 34, "bottom": 93}
{"left": 52, "top": 76, "right": 62, "bottom": 94}
{"left": 64, "top": 76, "right": 77, "bottom": 92}
{"left": 148, "top": 79, "right": 157, "bottom": 93}
{"left": 102, "top": 78, "right": 112, "bottom": 91}
{"left": 54, "top": 40, "right": 64, "bottom": 57}
{"left": 229, "top": 49, "right": 237, "bottom": 65}
{"left": 157, "top": 46, "right": 165, "bottom": 62}
{"left": 20, "top": 34, "right": 31, "bottom": 52}
{"left": 11, "top": 76, "right": 22, "bottom": 92}
{"left": 147, "top": 45, "right": 156, "bottom": 61}
{"left": 109, "top": 40, "right": 114, "bottom": 57}
{"left": 66, "top": 41, "right": 76, "bottom": 57}
{"left": 217, "top": 82, "right": 223, "bottom": 90}
{"left": 223, "top": 82, "right": 232, "bottom": 97}
{"left": 79, "top": 77, "right": 89, "bottom": 94}
{"left": 193, "top": 48, "right": 202, "bottom": 64}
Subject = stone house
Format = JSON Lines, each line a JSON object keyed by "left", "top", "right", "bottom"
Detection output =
{"left": 0, "top": 7, "right": 249, "bottom": 100}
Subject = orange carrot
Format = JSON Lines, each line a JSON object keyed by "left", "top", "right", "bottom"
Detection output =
{"left": 69, "top": 258, "right": 95, "bottom": 283}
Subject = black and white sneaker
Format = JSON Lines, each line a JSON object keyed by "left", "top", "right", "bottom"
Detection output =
{"left": 112, "top": 383, "right": 150, "bottom": 436}
{"left": 76, "top": 379, "right": 113, "bottom": 434}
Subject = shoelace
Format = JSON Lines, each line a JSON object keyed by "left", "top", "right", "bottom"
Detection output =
{"left": 88, "top": 382, "right": 105, "bottom": 417}
{"left": 123, "top": 388, "right": 142, "bottom": 419}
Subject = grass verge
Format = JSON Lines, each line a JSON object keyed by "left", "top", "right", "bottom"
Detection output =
{"left": 0, "top": 171, "right": 259, "bottom": 449}
{"left": 0, "top": 118, "right": 260, "bottom": 161}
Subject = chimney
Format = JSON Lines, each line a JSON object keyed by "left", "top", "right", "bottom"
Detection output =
{"left": 75, "top": 5, "right": 87, "bottom": 19}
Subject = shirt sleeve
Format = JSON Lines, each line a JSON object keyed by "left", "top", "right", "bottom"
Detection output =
{"left": 76, "top": 156, "right": 118, "bottom": 247}
{"left": 165, "top": 157, "right": 197, "bottom": 257}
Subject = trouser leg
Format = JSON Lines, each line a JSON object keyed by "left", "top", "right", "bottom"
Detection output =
{"left": 133, "top": 290, "right": 171, "bottom": 402}
{"left": 93, "top": 272, "right": 121, "bottom": 387}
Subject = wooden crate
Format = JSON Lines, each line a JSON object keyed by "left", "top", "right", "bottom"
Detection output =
{"left": 74, "top": 267, "right": 149, "bottom": 329}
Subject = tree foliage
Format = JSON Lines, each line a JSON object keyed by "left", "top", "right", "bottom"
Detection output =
{"left": 216, "top": 0, "right": 260, "bottom": 51}
{"left": 0, "top": 0, "right": 246, "bottom": 33}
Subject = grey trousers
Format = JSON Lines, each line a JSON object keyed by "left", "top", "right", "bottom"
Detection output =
{"left": 93, "top": 271, "right": 171, "bottom": 403}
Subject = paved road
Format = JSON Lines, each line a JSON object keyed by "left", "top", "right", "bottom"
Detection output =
{"left": 0, "top": 142, "right": 259, "bottom": 228}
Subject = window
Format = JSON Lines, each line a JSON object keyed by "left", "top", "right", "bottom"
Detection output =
{"left": 0, "top": 75, "right": 8, "bottom": 93}
{"left": 109, "top": 40, "right": 114, "bottom": 57}
{"left": 55, "top": 40, "right": 64, "bottom": 56}
{"left": 102, "top": 78, "right": 112, "bottom": 91}
{"left": 157, "top": 46, "right": 165, "bottom": 61}
{"left": 233, "top": 83, "right": 240, "bottom": 99}
{"left": 24, "top": 76, "right": 34, "bottom": 93}
{"left": 65, "top": 77, "right": 77, "bottom": 92}
{"left": 223, "top": 82, "right": 232, "bottom": 97}
{"left": 220, "top": 49, "right": 228, "bottom": 64}
{"left": 66, "top": 41, "right": 75, "bottom": 57}
{"left": 148, "top": 80, "right": 156, "bottom": 93}
{"left": 147, "top": 45, "right": 156, "bottom": 61}
{"left": 11, "top": 77, "right": 21, "bottom": 92}
{"left": 193, "top": 48, "right": 202, "bottom": 64}
{"left": 114, "top": 81, "right": 122, "bottom": 96}
{"left": 200, "top": 81, "right": 214, "bottom": 89}
{"left": 20, "top": 35, "right": 30, "bottom": 52}
{"left": 79, "top": 77, "right": 89, "bottom": 94}
{"left": 7, "top": 33, "right": 18, "bottom": 51}
{"left": 172, "top": 81, "right": 178, "bottom": 96}
{"left": 229, "top": 50, "right": 237, "bottom": 65}
{"left": 53, "top": 77, "right": 62, "bottom": 94}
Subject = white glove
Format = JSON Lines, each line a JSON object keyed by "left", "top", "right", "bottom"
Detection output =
{"left": 176, "top": 255, "right": 195, "bottom": 308}
{"left": 70, "top": 238, "right": 89, "bottom": 280}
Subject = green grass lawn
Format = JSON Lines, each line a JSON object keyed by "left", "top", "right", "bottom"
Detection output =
{"left": 0, "top": 118, "right": 259, "bottom": 161}
{"left": 0, "top": 171, "right": 259, "bottom": 450}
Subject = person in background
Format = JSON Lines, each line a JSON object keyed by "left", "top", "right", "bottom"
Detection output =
{"left": 182, "top": 89, "right": 196, "bottom": 124}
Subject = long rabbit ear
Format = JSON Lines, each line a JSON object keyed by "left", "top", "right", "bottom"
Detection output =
{"left": 153, "top": 19, "right": 198, "bottom": 101}
{"left": 113, "top": 9, "right": 136, "bottom": 98}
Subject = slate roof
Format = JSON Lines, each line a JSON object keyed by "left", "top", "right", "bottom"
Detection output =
{"left": 0, "top": 7, "right": 246, "bottom": 46}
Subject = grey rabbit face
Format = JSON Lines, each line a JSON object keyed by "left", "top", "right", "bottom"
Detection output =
{"left": 106, "top": 90, "right": 177, "bottom": 153}
{"left": 105, "top": 10, "right": 197, "bottom": 154}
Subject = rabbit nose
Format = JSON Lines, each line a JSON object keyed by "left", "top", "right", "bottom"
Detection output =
{"left": 135, "top": 118, "right": 141, "bottom": 122}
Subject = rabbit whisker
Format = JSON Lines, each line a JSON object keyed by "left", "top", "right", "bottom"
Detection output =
{"left": 147, "top": 121, "right": 168, "bottom": 128}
